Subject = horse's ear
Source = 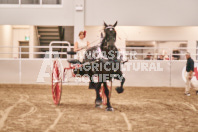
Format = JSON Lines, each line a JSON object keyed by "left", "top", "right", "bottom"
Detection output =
{"left": 113, "top": 21, "right": 118, "bottom": 27}
{"left": 104, "top": 22, "right": 108, "bottom": 27}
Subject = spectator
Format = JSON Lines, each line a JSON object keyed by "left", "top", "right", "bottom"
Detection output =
{"left": 157, "top": 55, "right": 164, "bottom": 60}
{"left": 144, "top": 52, "right": 152, "bottom": 60}
{"left": 172, "top": 50, "right": 180, "bottom": 60}
{"left": 184, "top": 52, "right": 198, "bottom": 96}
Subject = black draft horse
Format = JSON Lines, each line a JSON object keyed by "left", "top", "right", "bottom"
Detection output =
{"left": 73, "top": 21, "right": 125, "bottom": 111}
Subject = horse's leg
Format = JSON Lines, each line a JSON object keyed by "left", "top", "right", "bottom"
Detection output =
{"left": 95, "top": 82, "right": 102, "bottom": 107}
{"left": 115, "top": 72, "right": 125, "bottom": 94}
{"left": 89, "top": 75, "right": 96, "bottom": 89}
{"left": 103, "top": 82, "right": 113, "bottom": 111}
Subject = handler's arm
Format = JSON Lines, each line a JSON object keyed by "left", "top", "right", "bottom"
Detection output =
{"left": 74, "top": 42, "right": 81, "bottom": 52}
{"left": 87, "top": 41, "right": 90, "bottom": 47}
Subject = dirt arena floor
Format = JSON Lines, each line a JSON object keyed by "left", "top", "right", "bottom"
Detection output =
{"left": 0, "top": 84, "right": 198, "bottom": 132}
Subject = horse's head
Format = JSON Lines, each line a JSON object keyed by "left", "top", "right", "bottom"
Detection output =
{"left": 103, "top": 21, "right": 117, "bottom": 50}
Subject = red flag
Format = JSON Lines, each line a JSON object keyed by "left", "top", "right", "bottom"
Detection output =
{"left": 194, "top": 67, "right": 198, "bottom": 80}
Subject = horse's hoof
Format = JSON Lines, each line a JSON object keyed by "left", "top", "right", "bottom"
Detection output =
{"left": 115, "top": 87, "right": 124, "bottom": 94}
{"left": 95, "top": 104, "right": 103, "bottom": 108}
{"left": 95, "top": 99, "right": 102, "bottom": 105}
{"left": 89, "top": 82, "right": 95, "bottom": 89}
{"left": 106, "top": 107, "right": 114, "bottom": 111}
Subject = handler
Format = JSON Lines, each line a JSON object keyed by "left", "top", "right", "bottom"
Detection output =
{"left": 74, "top": 31, "right": 90, "bottom": 63}
{"left": 185, "top": 52, "right": 198, "bottom": 96}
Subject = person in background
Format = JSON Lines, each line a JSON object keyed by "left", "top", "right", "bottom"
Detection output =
{"left": 157, "top": 55, "right": 164, "bottom": 60}
{"left": 144, "top": 52, "right": 152, "bottom": 60}
{"left": 172, "top": 50, "right": 180, "bottom": 60}
{"left": 185, "top": 52, "right": 198, "bottom": 96}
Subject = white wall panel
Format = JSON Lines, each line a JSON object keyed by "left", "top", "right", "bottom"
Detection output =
{"left": 0, "top": 25, "right": 12, "bottom": 58}
{"left": 0, "top": 59, "right": 190, "bottom": 88}
{"left": 85, "top": 0, "right": 198, "bottom": 26}
{"left": 0, "top": 0, "right": 74, "bottom": 25}
{"left": 1, "top": 0, "right": 198, "bottom": 26}
{"left": 0, "top": 60, "right": 19, "bottom": 83}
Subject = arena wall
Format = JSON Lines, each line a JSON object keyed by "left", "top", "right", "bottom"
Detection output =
{"left": 0, "top": 25, "right": 13, "bottom": 58}
{"left": 0, "top": 0, "right": 198, "bottom": 26}
{"left": 0, "top": 59, "right": 193, "bottom": 88}
{"left": 0, "top": 0, "right": 74, "bottom": 25}
{"left": 85, "top": 0, "right": 198, "bottom": 26}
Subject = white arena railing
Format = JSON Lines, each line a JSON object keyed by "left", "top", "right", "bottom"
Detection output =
{"left": 0, "top": 41, "right": 74, "bottom": 59}
{"left": 0, "top": 46, "right": 197, "bottom": 60}
{"left": 0, "top": 40, "right": 197, "bottom": 61}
